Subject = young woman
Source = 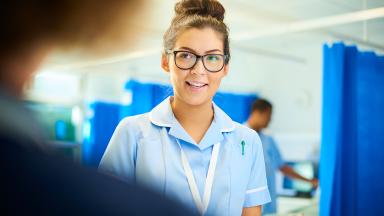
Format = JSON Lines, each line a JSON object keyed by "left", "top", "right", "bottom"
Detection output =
{"left": 99, "top": 0, "right": 271, "bottom": 215}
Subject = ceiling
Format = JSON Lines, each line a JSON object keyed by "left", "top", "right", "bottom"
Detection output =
{"left": 42, "top": 0, "right": 384, "bottom": 73}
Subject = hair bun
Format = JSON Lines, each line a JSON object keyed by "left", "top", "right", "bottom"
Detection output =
{"left": 175, "top": 0, "right": 225, "bottom": 21}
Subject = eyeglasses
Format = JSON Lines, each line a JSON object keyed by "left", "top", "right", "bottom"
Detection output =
{"left": 166, "top": 50, "right": 228, "bottom": 73}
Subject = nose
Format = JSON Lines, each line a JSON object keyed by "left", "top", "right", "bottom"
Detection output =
{"left": 190, "top": 57, "right": 207, "bottom": 76}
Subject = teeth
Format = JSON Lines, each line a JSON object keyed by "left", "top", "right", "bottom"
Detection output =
{"left": 188, "top": 81, "right": 205, "bottom": 87}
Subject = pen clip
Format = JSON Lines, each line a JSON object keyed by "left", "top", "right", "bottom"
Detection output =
{"left": 241, "top": 140, "right": 245, "bottom": 156}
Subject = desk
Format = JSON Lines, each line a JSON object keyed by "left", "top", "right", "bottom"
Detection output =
{"left": 266, "top": 196, "right": 318, "bottom": 216}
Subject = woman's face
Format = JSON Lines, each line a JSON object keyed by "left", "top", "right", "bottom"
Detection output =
{"left": 162, "top": 27, "right": 228, "bottom": 106}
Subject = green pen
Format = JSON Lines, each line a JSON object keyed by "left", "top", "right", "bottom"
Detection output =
{"left": 241, "top": 140, "right": 245, "bottom": 156}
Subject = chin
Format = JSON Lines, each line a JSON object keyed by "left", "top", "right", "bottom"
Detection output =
{"left": 182, "top": 95, "right": 211, "bottom": 107}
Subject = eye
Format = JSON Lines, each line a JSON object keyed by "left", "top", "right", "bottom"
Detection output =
{"left": 178, "top": 52, "right": 194, "bottom": 59}
{"left": 206, "top": 55, "right": 221, "bottom": 62}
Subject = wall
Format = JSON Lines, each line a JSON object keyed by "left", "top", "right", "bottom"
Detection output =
{"left": 29, "top": 35, "right": 326, "bottom": 162}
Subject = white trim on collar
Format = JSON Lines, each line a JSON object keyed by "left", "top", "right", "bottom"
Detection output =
{"left": 148, "top": 97, "right": 173, "bottom": 128}
{"left": 221, "top": 125, "right": 236, "bottom": 133}
{"left": 148, "top": 111, "right": 171, "bottom": 127}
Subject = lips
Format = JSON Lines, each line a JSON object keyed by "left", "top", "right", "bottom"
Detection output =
{"left": 186, "top": 81, "right": 208, "bottom": 88}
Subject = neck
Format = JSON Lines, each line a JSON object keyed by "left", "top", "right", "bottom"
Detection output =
{"left": 171, "top": 96, "right": 214, "bottom": 127}
{"left": 247, "top": 119, "right": 261, "bottom": 132}
{"left": 171, "top": 96, "right": 214, "bottom": 144}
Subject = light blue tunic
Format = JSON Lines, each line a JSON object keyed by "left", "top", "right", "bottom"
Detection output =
{"left": 100, "top": 97, "right": 271, "bottom": 216}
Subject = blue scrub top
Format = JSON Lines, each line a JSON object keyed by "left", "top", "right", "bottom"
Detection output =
{"left": 100, "top": 97, "right": 271, "bottom": 216}
{"left": 258, "top": 132, "right": 284, "bottom": 215}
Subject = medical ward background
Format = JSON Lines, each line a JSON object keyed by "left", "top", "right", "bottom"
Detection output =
{"left": 23, "top": 1, "right": 383, "bottom": 216}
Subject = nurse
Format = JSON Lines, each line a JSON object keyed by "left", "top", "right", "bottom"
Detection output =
{"left": 99, "top": 0, "right": 271, "bottom": 215}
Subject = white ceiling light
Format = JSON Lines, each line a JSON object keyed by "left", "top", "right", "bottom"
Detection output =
{"left": 232, "top": 7, "right": 384, "bottom": 41}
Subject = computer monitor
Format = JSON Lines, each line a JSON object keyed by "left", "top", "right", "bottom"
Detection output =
{"left": 281, "top": 160, "right": 317, "bottom": 197}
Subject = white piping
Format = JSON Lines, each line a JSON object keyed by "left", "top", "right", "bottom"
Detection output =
{"left": 245, "top": 186, "right": 268, "bottom": 194}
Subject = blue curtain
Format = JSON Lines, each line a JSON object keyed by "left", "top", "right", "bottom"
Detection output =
{"left": 82, "top": 102, "right": 121, "bottom": 167}
{"left": 320, "top": 43, "right": 384, "bottom": 216}
{"left": 213, "top": 92, "right": 257, "bottom": 123}
{"left": 120, "top": 80, "right": 173, "bottom": 118}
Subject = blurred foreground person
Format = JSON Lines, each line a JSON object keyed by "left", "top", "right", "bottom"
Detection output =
{"left": 0, "top": 1, "right": 196, "bottom": 215}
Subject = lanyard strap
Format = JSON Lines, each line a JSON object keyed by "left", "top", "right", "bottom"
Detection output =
{"left": 179, "top": 141, "right": 220, "bottom": 215}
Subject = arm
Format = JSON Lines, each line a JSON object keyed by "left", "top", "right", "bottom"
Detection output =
{"left": 279, "top": 165, "right": 319, "bottom": 188}
{"left": 269, "top": 137, "right": 319, "bottom": 189}
{"left": 242, "top": 206, "right": 262, "bottom": 216}
{"left": 242, "top": 133, "right": 271, "bottom": 214}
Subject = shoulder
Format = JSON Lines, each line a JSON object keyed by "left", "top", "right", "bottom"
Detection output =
{"left": 117, "top": 113, "right": 151, "bottom": 131}
{"left": 1, "top": 133, "right": 191, "bottom": 215}
{"left": 232, "top": 122, "right": 260, "bottom": 139}
{"left": 118, "top": 113, "right": 149, "bottom": 126}
{"left": 229, "top": 122, "right": 262, "bottom": 149}
{"left": 233, "top": 122, "right": 257, "bottom": 134}
{"left": 115, "top": 112, "right": 162, "bottom": 139}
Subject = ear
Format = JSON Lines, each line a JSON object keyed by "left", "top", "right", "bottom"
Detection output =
{"left": 223, "top": 64, "right": 229, "bottom": 76}
{"left": 161, "top": 54, "right": 170, "bottom": 73}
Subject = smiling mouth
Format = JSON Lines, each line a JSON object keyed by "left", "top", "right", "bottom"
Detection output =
{"left": 186, "top": 81, "right": 208, "bottom": 88}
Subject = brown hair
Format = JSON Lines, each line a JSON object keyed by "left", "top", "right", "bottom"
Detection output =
{"left": 0, "top": 0, "right": 144, "bottom": 56}
{"left": 163, "top": 0, "right": 230, "bottom": 64}
{"left": 251, "top": 98, "right": 273, "bottom": 112}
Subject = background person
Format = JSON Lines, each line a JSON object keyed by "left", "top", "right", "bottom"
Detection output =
{"left": 246, "top": 98, "right": 319, "bottom": 215}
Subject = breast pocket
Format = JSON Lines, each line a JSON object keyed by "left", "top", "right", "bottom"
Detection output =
{"left": 235, "top": 139, "right": 252, "bottom": 159}
{"left": 230, "top": 138, "right": 253, "bottom": 187}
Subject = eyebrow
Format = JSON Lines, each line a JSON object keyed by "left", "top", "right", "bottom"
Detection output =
{"left": 178, "top": 46, "right": 223, "bottom": 54}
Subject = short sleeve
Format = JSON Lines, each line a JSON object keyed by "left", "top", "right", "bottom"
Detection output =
{"left": 98, "top": 118, "right": 138, "bottom": 182}
{"left": 243, "top": 132, "right": 271, "bottom": 207}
